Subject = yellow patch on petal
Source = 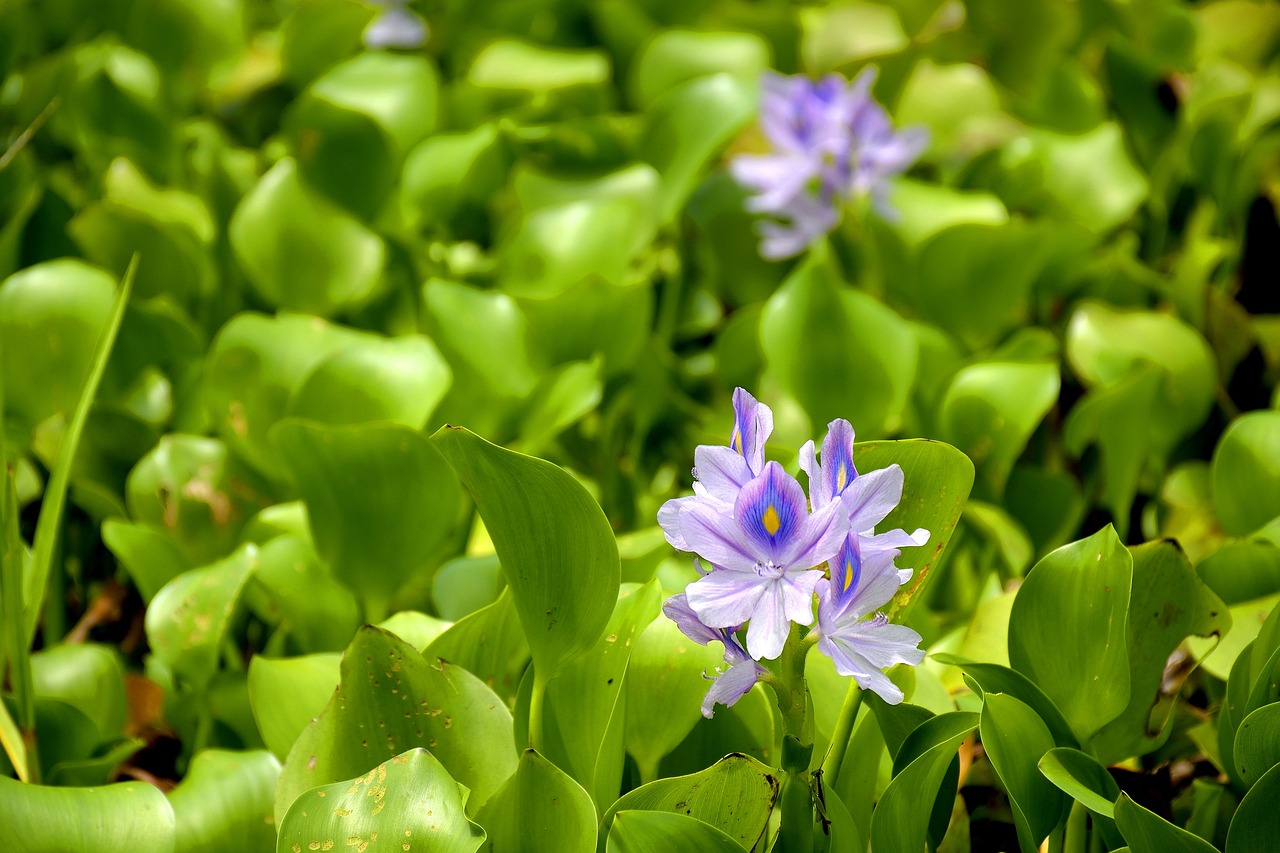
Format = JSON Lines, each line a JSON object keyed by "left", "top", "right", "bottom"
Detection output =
{"left": 836, "top": 463, "right": 849, "bottom": 494}
{"left": 731, "top": 431, "right": 743, "bottom": 455}
{"left": 843, "top": 560, "right": 855, "bottom": 591}
{"left": 762, "top": 505, "right": 781, "bottom": 536}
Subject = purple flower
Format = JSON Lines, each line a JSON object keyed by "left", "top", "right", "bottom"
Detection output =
{"left": 364, "top": 0, "right": 428, "bottom": 49}
{"left": 730, "top": 68, "right": 928, "bottom": 260}
{"left": 663, "top": 594, "right": 766, "bottom": 718}
{"left": 658, "top": 388, "right": 773, "bottom": 551}
{"left": 800, "top": 419, "right": 928, "bottom": 703}
{"left": 678, "top": 461, "right": 847, "bottom": 660}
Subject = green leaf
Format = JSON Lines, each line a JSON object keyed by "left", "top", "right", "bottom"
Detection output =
{"left": 1037, "top": 747, "right": 1122, "bottom": 819}
{"left": 475, "top": 749, "right": 598, "bottom": 853}
{"left": 279, "top": 0, "right": 374, "bottom": 88}
{"left": 125, "top": 434, "right": 252, "bottom": 566}
{"left": 1213, "top": 412, "right": 1280, "bottom": 536}
{"left": 598, "top": 754, "right": 780, "bottom": 851}
{"left": 934, "top": 656, "right": 1076, "bottom": 748}
{"left": 145, "top": 543, "right": 256, "bottom": 691}
{"left": 1226, "top": 761, "right": 1280, "bottom": 852}
{"left": 168, "top": 749, "right": 280, "bottom": 853}
{"left": 870, "top": 712, "right": 979, "bottom": 853}
{"left": 853, "top": 439, "right": 975, "bottom": 615}
{"left": 203, "top": 312, "right": 366, "bottom": 481}
{"left": 641, "top": 73, "right": 758, "bottom": 222}
{"left": 628, "top": 29, "right": 769, "bottom": 106}
{"left": 431, "top": 554, "right": 502, "bottom": 622}
{"left": 1090, "top": 541, "right": 1229, "bottom": 763}
{"left": 1234, "top": 703, "right": 1280, "bottom": 787}
{"left": 0, "top": 776, "right": 175, "bottom": 852}
{"left": 285, "top": 53, "right": 439, "bottom": 219}
{"left": 425, "top": 589, "right": 530, "bottom": 704}
{"left": 247, "top": 653, "right": 341, "bottom": 761}
{"left": 800, "top": 2, "right": 908, "bottom": 70}
{"left": 940, "top": 360, "right": 1059, "bottom": 493}
{"left": 276, "top": 748, "right": 486, "bottom": 853}
{"left": 286, "top": 334, "right": 451, "bottom": 431}
{"left": 23, "top": 255, "right": 133, "bottom": 645}
{"left": 228, "top": 158, "right": 385, "bottom": 316}
{"left": 980, "top": 693, "right": 1066, "bottom": 851}
{"left": 101, "top": 519, "right": 189, "bottom": 603}
{"left": 1115, "top": 792, "right": 1219, "bottom": 853}
{"left": 274, "top": 626, "right": 516, "bottom": 823}
{"left": 30, "top": 643, "right": 126, "bottom": 741}
{"left": 624, "top": 607, "right": 725, "bottom": 782}
{"left": 607, "top": 811, "right": 747, "bottom": 853}
{"left": 762, "top": 253, "right": 918, "bottom": 438}
{"left": 537, "top": 581, "right": 661, "bottom": 806}
{"left": 1008, "top": 526, "right": 1132, "bottom": 742}
{"left": 249, "top": 534, "right": 361, "bottom": 654}
{"left": 273, "top": 420, "right": 463, "bottom": 621}
{"left": 430, "top": 427, "right": 619, "bottom": 683}
{"left": 468, "top": 40, "right": 610, "bottom": 92}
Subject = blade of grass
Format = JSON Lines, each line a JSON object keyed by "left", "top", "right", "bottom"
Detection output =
{"left": 22, "top": 254, "right": 137, "bottom": 647}
{"left": 2, "top": 468, "right": 34, "bottom": 781}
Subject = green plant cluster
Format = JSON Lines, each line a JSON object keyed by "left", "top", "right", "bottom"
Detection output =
{"left": 1, "top": 0, "right": 1280, "bottom": 850}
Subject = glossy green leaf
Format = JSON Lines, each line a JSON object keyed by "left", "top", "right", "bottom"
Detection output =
{"left": 980, "top": 693, "right": 1066, "bottom": 850}
{"left": 279, "top": 0, "right": 374, "bottom": 87}
{"left": 203, "top": 312, "right": 366, "bottom": 480}
{"left": 43, "top": 736, "right": 146, "bottom": 787}
{"left": 607, "top": 811, "right": 746, "bottom": 853}
{"left": 762, "top": 252, "right": 918, "bottom": 438}
{"left": 1091, "top": 541, "right": 1229, "bottom": 763}
{"left": 249, "top": 534, "right": 361, "bottom": 654}
{"left": 229, "top": 157, "right": 385, "bottom": 316}
{"left": 101, "top": 519, "right": 189, "bottom": 603}
{"left": 247, "top": 653, "right": 341, "bottom": 761}
{"left": 286, "top": 334, "right": 451, "bottom": 430}
{"left": 853, "top": 439, "right": 975, "bottom": 615}
{"left": 935, "top": 656, "right": 1076, "bottom": 748}
{"left": 169, "top": 749, "right": 280, "bottom": 853}
{"left": 1234, "top": 703, "right": 1280, "bottom": 787}
{"left": 475, "top": 748, "right": 597, "bottom": 853}
{"left": 1115, "top": 792, "right": 1219, "bottom": 853}
{"left": 273, "top": 420, "right": 462, "bottom": 620}
{"left": 940, "top": 360, "right": 1059, "bottom": 493}
{"left": 1008, "top": 526, "right": 1132, "bottom": 742}
{"left": 1037, "top": 747, "right": 1122, "bottom": 819}
{"left": 274, "top": 626, "right": 516, "bottom": 823}
{"left": 598, "top": 754, "right": 780, "bottom": 851}
{"left": 431, "top": 554, "right": 502, "bottom": 622}
{"left": 1213, "top": 412, "right": 1280, "bottom": 536}
{"left": 1226, "top": 761, "right": 1280, "bottom": 852}
{"left": 285, "top": 52, "right": 439, "bottom": 219}
{"left": 145, "top": 543, "right": 256, "bottom": 690}
{"left": 624, "top": 607, "right": 725, "bottom": 782}
{"left": 401, "top": 124, "right": 507, "bottom": 237}
{"left": 125, "top": 434, "right": 252, "bottom": 566}
{"left": 536, "top": 582, "right": 660, "bottom": 805}
{"left": 468, "top": 40, "right": 610, "bottom": 92}
{"left": 0, "top": 776, "right": 175, "bottom": 852}
{"left": 641, "top": 73, "right": 758, "bottom": 222}
{"left": 425, "top": 588, "right": 530, "bottom": 703}
{"left": 30, "top": 643, "right": 126, "bottom": 741}
{"left": 628, "top": 29, "right": 769, "bottom": 106}
{"left": 430, "top": 427, "right": 619, "bottom": 683}
{"left": 870, "top": 712, "right": 979, "bottom": 853}
{"left": 276, "top": 748, "right": 485, "bottom": 853}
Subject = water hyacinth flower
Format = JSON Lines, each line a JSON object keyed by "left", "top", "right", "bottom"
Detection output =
{"left": 658, "top": 391, "right": 930, "bottom": 713}
{"left": 730, "top": 68, "right": 928, "bottom": 259}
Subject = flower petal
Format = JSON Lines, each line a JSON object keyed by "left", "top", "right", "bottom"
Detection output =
{"left": 730, "top": 387, "right": 773, "bottom": 475}
{"left": 679, "top": 501, "right": 758, "bottom": 572}
{"left": 816, "top": 419, "right": 857, "bottom": 505}
{"left": 776, "top": 496, "right": 848, "bottom": 570}
{"left": 685, "top": 568, "right": 768, "bottom": 629}
{"left": 695, "top": 445, "right": 754, "bottom": 504}
{"left": 701, "top": 658, "right": 764, "bottom": 718}
{"left": 743, "top": 582, "right": 791, "bottom": 660}
{"left": 733, "top": 461, "right": 810, "bottom": 563}
{"left": 841, "top": 464, "right": 903, "bottom": 532}
{"left": 662, "top": 594, "right": 721, "bottom": 646}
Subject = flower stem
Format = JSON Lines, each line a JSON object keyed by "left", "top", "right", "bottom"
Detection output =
{"left": 820, "top": 681, "right": 863, "bottom": 786}
{"left": 768, "top": 627, "right": 816, "bottom": 852}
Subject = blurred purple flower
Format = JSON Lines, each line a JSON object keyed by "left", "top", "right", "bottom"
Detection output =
{"left": 730, "top": 68, "right": 928, "bottom": 259}
{"left": 800, "top": 418, "right": 928, "bottom": 703}
{"left": 364, "top": 0, "right": 428, "bottom": 49}
{"left": 663, "top": 594, "right": 767, "bottom": 718}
